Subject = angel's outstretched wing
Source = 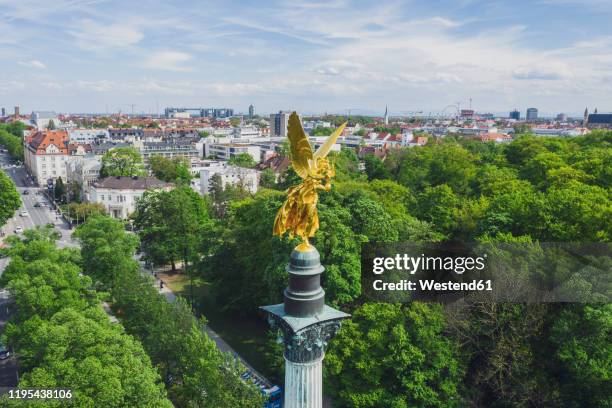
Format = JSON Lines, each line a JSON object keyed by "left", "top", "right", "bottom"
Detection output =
{"left": 287, "top": 112, "right": 313, "bottom": 179}
{"left": 313, "top": 121, "right": 347, "bottom": 160}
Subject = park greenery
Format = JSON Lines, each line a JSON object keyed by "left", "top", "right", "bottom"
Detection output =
{"left": 74, "top": 216, "right": 264, "bottom": 407}
{"left": 0, "top": 226, "right": 172, "bottom": 407}
{"left": 0, "top": 170, "right": 20, "bottom": 227}
{"left": 3, "top": 128, "right": 608, "bottom": 407}
{"left": 190, "top": 131, "right": 610, "bottom": 407}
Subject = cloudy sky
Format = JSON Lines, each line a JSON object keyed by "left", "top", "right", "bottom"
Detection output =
{"left": 1, "top": 0, "right": 611, "bottom": 116}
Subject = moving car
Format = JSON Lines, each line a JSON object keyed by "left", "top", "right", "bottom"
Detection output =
{"left": 19, "top": 211, "right": 28, "bottom": 217}
{"left": 34, "top": 202, "right": 41, "bottom": 208}
{"left": 14, "top": 226, "right": 23, "bottom": 234}
{"left": 22, "top": 190, "right": 30, "bottom": 195}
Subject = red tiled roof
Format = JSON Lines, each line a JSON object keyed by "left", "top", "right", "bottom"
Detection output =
{"left": 27, "top": 130, "right": 69, "bottom": 154}
{"left": 256, "top": 155, "right": 290, "bottom": 173}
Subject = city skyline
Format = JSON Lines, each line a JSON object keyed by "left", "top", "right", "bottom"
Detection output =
{"left": 2, "top": 0, "right": 612, "bottom": 115}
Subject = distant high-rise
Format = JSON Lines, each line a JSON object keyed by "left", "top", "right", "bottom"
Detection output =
{"left": 270, "top": 111, "right": 302, "bottom": 137}
{"left": 509, "top": 109, "right": 520, "bottom": 120}
{"left": 248, "top": 104, "right": 254, "bottom": 119}
{"left": 526, "top": 108, "right": 538, "bottom": 121}
{"left": 14, "top": 106, "right": 20, "bottom": 117}
{"left": 164, "top": 107, "right": 233, "bottom": 118}
{"left": 556, "top": 113, "right": 568, "bottom": 122}
{"left": 1, "top": 107, "right": 5, "bottom": 117}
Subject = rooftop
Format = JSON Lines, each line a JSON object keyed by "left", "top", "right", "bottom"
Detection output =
{"left": 27, "top": 130, "right": 69, "bottom": 154}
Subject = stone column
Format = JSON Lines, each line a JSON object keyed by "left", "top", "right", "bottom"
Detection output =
{"left": 284, "top": 355, "right": 323, "bottom": 408}
{"left": 262, "top": 246, "right": 350, "bottom": 408}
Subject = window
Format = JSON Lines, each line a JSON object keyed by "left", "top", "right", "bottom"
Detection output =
{"left": 101, "top": 195, "right": 104, "bottom": 201}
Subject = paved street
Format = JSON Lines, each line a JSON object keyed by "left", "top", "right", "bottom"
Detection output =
{"left": 0, "top": 152, "right": 75, "bottom": 251}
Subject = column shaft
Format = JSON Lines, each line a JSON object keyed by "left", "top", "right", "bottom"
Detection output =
{"left": 284, "top": 355, "right": 323, "bottom": 408}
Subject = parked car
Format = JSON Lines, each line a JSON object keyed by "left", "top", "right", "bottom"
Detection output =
{"left": 19, "top": 211, "right": 28, "bottom": 217}
{"left": 0, "top": 343, "right": 10, "bottom": 360}
{"left": 22, "top": 190, "right": 29, "bottom": 195}
{"left": 14, "top": 226, "right": 23, "bottom": 234}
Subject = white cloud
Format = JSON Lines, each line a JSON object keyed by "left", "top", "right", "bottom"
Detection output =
{"left": 140, "top": 51, "right": 193, "bottom": 72}
{"left": 18, "top": 59, "right": 46, "bottom": 69}
{"left": 69, "top": 19, "right": 144, "bottom": 51}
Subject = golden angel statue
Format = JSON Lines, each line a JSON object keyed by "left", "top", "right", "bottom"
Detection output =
{"left": 273, "top": 112, "right": 347, "bottom": 251}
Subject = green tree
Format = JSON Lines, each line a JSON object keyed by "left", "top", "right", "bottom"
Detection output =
{"left": 311, "top": 126, "right": 334, "bottom": 136}
{"left": 417, "top": 184, "right": 459, "bottom": 235}
{"left": 228, "top": 152, "right": 257, "bottom": 168}
{"left": 450, "top": 303, "right": 554, "bottom": 406}
{"left": 544, "top": 180, "right": 611, "bottom": 241}
{"left": 68, "top": 202, "right": 106, "bottom": 224}
{"left": 0, "top": 129, "right": 24, "bottom": 160}
{"left": 0, "top": 231, "right": 172, "bottom": 408}
{"left": 4, "top": 308, "right": 172, "bottom": 408}
{"left": 208, "top": 173, "right": 250, "bottom": 218}
{"left": 53, "top": 177, "right": 66, "bottom": 202}
{"left": 259, "top": 168, "right": 276, "bottom": 189}
{"left": 549, "top": 304, "right": 611, "bottom": 407}
{"left": 325, "top": 302, "right": 462, "bottom": 407}
{"left": 330, "top": 149, "right": 365, "bottom": 182}
{"left": 46, "top": 119, "right": 56, "bottom": 130}
{"left": 74, "top": 215, "right": 140, "bottom": 292}
{"left": 363, "top": 154, "right": 390, "bottom": 181}
{"left": 149, "top": 155, "right": 192, "bottom": 184}
{"left": 133, "top": 187, "right": 211, "bottom": 293}
{"left": 100, "top": 146, "right": 146, "bottom": 177}
{"left": 0, "top": 170, "right": 20, "bottom": 226}
{"left": 75, "top": 215, "right": 263, "bottom": 407}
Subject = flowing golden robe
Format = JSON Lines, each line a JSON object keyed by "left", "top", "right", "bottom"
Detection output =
{"left": 272, "top": 112, "right": 346, "bottom": 251}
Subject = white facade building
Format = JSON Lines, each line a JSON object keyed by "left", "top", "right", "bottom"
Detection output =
{"left": 68, "top": 128, "right": 109, "bottom": 144}
{"left": 233, "top": 126, "right": 262, "bottom": 139}
{"left": 65, "top": 155, "right": 101, "bottom": 201}
{"left": 200, "top": 163, "right": 259, "bottom": 195}
{"left": 89, "top": 176, "right": 173, "bottom": 219}
{"left": 24, "top": 130, "right": 71, "bottom": 186}
{"left": 205, "top": 143, "right": 261, "bottom": 162}
{"left": 31, "top": 111, "right": 59, "bottom": 130}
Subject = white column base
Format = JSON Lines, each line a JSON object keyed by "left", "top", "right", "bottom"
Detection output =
{"left": 284, "top": 354, "right": 323, "bottom": 408}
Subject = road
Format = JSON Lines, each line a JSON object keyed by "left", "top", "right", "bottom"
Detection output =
{"left": 0, "top": 152, "right": 74, "bottom": 250}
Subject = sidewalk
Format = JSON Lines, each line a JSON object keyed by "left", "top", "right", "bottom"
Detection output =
{"left": 139, "top": 259, "right": 273, "bottom": 387}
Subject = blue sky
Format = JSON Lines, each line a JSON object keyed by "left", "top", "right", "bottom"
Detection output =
{"left": 1, "top": 0, "right": 611, "bottom": 116}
